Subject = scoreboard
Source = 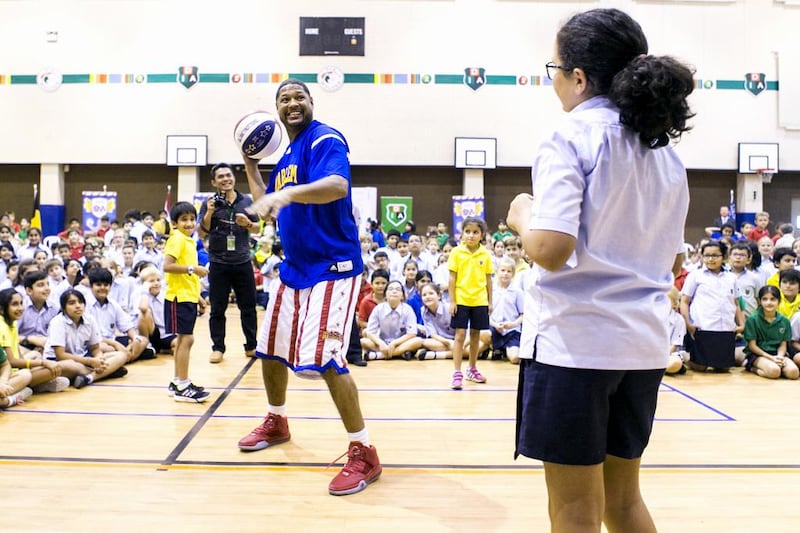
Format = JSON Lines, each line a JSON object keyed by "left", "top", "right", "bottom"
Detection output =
{"left": 299, "top": 17, "right": 365, "bottom": 56}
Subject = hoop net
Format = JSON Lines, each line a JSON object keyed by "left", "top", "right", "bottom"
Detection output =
{"left": 757, "top": 168, "right": 775, "bottom": 184}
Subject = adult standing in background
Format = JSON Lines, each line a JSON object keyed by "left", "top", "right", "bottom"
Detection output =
{"left": 713, "top": 205, "right": 734, "bottom": 229}
{"left": 197, "top": 163, "right": 260, "bottom": 363}
{"left": 507, "top": 8, "right": 694, "bottom": 531}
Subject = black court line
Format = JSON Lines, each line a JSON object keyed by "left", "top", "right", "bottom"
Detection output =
{"left": 3, "top": 454, "right": 800, "bottom": 472}
{"left": 157, "top": 356, "right": 257, "bottom": 471}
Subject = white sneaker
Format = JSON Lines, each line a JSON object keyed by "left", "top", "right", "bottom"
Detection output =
{"left": 8, "top": 387, "right": 33, "bottom": 406}
{"left": 33, "top": 376, "right": 71, "bottom": 393}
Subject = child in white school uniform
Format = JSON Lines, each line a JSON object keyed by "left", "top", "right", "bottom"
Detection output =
{"left": 489, "top": 257, "right": 524, "bottom": 364}
{"left": 360, "top": 280, "right": 423, "bottom": 360}
{"left": 680, "top": 240, "right": 744, "bottom": 371}
{"left": 665, "top": 288, "right": 689, "bottom": 375}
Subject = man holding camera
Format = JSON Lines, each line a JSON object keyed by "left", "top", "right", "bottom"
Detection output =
{"left": 198, "top": 163, "right": 260, "bottom": 363}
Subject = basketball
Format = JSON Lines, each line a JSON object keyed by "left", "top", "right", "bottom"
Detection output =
{"left": 233, "top": 111, "right": 282, "bottom": 160}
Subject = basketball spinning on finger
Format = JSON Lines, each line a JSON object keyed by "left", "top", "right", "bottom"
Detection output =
{"left": 233, "top": 111, "right": 283, "bottom": 160}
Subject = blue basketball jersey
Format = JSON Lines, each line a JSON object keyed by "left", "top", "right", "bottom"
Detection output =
{"left": 268, "top": 120, "right": 363, "bottom": 289}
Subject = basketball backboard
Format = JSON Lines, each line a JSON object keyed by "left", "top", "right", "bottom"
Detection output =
{"left": 737, "top": 142, "right": 779, "bottom": 174}
{"left": 455, "top": 137, "right": 497, "bottom": 169}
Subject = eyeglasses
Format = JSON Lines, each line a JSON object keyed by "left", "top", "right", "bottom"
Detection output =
{"left": 545, "top": 61, "right": 571, "bottom": 80}
{"left": 702, "top": 254, "right": 724, "bottom": 259}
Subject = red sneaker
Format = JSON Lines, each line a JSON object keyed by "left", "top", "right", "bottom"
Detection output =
{"left": 238, "top": 413, "right": 291, "bottom": 451}
{"left": 328, "top": 442, "right": 382, "bottom": 496}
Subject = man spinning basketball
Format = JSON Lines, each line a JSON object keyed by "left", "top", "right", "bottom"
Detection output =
{"left": 239, "top": 78, "right": 381, "bottom": 496}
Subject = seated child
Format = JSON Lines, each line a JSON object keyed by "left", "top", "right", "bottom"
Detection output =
{"left": 489, "top": 258, "right": 524, "bottom": 364}
{"left": 778, "top": 269, "right": 800, "bottom": 320}
{"left": 0, "top": 287, "right": 71, "bottom": 394}
{"left": 43, "top": 289, "right": 129, "bottom": 389}
{"left": 85, "top": 267, "right": 154, "bottom": 362}
{"left": 419, "top": 282, "right": 490, "bottom": 360}
{"left": 360, "top": 280, "right": 423, "bottom": 360}
{"left": 665, "top": 287, "right": 689, "bottom": 375}
{"left": 134, "top": 266, "right": 176, "bottom": 355}
{"left": 765, "top": 247, "right": 797, "bottom": 288}
{"left": 0, "top": 345, "right": 32, "bottom": 408}
{"left": 357, "top": 269, "right": 389, "bottom": 331}
{"left": 743, "top": 285, "right": 799, "bottom": 379}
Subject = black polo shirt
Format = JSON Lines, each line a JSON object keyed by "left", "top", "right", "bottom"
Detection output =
{"left": 198, "top": 190, "right": 258, "bottom": 265}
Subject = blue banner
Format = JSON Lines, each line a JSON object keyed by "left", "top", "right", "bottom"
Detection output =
{"left": 81, "top": 191, "right": 117, "bottom": 234}
{"left": 452, "top": 196, "right": 485, "bottom": 239}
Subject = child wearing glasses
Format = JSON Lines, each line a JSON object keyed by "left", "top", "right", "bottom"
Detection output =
{"left": 680, "top": 240, "right": 744, "bottom": 371}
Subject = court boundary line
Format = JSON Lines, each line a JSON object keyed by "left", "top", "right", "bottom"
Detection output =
{"left": 157, "top": 356, "right": 256, "bottom": 470}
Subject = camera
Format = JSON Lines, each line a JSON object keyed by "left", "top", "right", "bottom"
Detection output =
{"left": 212, "top": 193, "right": 227, "bottom": 209}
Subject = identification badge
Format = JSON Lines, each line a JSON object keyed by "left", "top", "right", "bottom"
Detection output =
{"left": 227, "top": 234, "right": 236, "bottom": 251}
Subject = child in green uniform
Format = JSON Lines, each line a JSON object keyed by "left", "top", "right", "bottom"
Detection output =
{"left": 743, "top": 285, "right": 800, "bottom": 380}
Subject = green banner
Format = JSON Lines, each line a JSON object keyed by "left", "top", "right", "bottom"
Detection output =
{"left": 380, "top": 196, "right": 413, "bottom": 232}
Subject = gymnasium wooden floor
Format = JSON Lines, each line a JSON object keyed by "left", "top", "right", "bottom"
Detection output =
{"left": 3, "top": 309, "right": 799, "bottom": 532}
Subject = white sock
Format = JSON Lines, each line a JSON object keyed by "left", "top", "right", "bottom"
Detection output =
{"left": 347, "top": 428, "right": 369, "bottom": 446}
{"left": 175, "top": 378, "right": 191, "bottom": 390}
{"left": 367, "top": 351, "right": 384, "bottom": 360}
{"left": 268, "top": 404, "right": 287, "bottom": 416}
{"left": 7, "top": 393, "right": 18, "bottom": 407}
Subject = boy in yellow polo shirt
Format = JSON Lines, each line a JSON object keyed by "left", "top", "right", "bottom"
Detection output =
{"left": 163, "top": 202, "right": 210, "bottom": 402}
{"left": 447, "top": 217, "right": 493, "bottom": 390}
{"left": 778, "top": 269, "right": 800, "bottom": 320}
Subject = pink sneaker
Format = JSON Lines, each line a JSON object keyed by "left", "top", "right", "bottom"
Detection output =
{"left": 451, "top": 371, "right": 463, "bottom": 390}
{"left": 328, "top": 442, "right": 382, "bottom": 496}
{"left": 238, "top": 413, "right": 291, "bottom": 451}
{"left": 465, "top": 366, "right": 486, "bottom": 383}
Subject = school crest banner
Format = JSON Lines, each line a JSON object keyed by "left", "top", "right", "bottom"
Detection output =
{"left": 380, "top": 196, "right": 413, "bottom": 232}
{"left": 82, "top": 191, "right": 117, "bottom": 234}
{"left": 452, "top": 196, "right": 485, "bottom": 239}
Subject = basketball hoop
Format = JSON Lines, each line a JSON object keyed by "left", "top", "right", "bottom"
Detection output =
{"left": 757, "top": 168, "right": 775, "bottom": 184}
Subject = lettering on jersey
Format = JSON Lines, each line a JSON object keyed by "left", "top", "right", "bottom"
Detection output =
{"left": 274, "top": 165, "right": 298, "bottom": 191}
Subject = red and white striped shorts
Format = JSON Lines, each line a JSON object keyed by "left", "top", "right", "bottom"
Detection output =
{"left": 256, "top": 275, "right": 360, "bottom": 379}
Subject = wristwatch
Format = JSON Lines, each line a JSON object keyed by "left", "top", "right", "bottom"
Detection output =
{"left": 187, "top": 266, "right": 195, "bottom": 276}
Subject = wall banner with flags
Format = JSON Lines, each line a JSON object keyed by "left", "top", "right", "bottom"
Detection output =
{"left": 452, "top": 196, "right": 485, "bottom": 239}
{"left": 379, "top": 196, "right": 413, "bottom": 232}
{"left": 82, "top": 191, "right": 117, "bottom": 234}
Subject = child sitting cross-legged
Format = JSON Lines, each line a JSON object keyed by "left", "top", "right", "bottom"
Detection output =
{"left": 743, "top": 285, "right": 799, "bottom": 379}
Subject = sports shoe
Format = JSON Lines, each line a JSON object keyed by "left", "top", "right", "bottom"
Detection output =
{"left": 107, "top": 367, "right": 128, "bottom": 379}
{"left": 139, "top": 347, "right": 157, "bottom": 360}
{"left": 173, "top": 382, "right": 210, "bottom": 403}
{"left": 465, "top": 366, "right": 487, "bottom": 383}
{"left": 238, "top": 413, "right": 291, "bottom": 451}
{"left": 6, "top": 387, "right": 33, "bottom": 407}
{"left": 209, "top": 351, "right": 224, "bottom": 364}
{"left": 73, "top": 374, "right": 92, "bottom": 389}
{"left": 33, "top": 376, "right": 70, "bottom": 393}
{"left": 328, "top": 442, "right": 382, "bottom": 496}
{"left": 451, "top": 370, "right": 463, "bottom": 390}
{"left": 402, "top": 351, "right": 414, "bottom": 361}
{"left": 167, "top": 381, "right": 205, "bottom": 397}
